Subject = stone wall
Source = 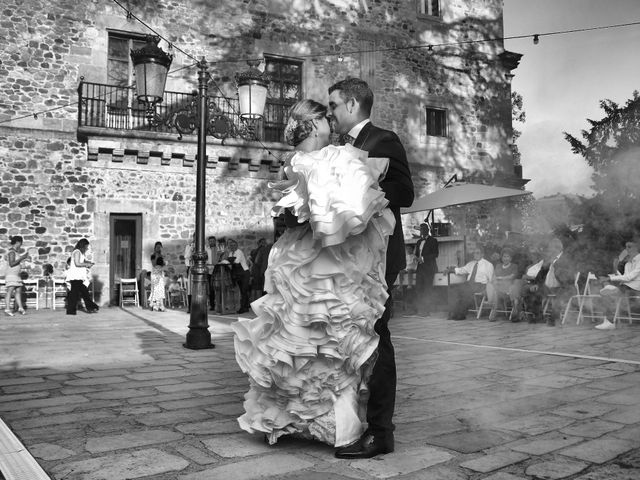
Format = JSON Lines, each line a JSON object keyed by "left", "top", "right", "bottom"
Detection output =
{"left": 0, "top": 126, "right": 285, "bottom": 304}
{"left": 0, "top": 0, "right": 519, "bottom": 303}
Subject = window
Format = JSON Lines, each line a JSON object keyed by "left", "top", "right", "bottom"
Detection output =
{"left": 426, "top": 107, "right": 447, "bottom": 137}
{"left": 107, "top": 32, "right": 147, "bottom": 119}
{"left": 417, "top": 0, "right": 440, "bottom": 17}
{"left": 263, "top": 56, "right": 303, "bottom": 142}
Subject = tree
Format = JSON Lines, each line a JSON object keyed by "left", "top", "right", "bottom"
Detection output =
{"left": 562, "top": 91, "right": 640, "bottom": 273}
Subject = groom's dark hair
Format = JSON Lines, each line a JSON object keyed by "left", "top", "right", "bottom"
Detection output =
{"left": 328, "top": 78, "right": 373, "bottom": 116}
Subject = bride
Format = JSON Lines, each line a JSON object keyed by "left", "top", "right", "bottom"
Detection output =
{"left": 232, "top": 99, "right": 394, "bottom": 447}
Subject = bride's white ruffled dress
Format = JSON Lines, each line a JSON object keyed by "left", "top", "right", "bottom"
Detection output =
{"left": 232, "top": 145, "right": 395, "bottom": 447}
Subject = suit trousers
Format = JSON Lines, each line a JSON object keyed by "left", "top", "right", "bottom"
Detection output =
{"left": 366, "top": 271, "right": 398, "bottom": 439}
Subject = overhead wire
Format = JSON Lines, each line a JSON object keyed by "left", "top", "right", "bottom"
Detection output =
{"left": 2, "top": 0, "right": 639, "bottom": 154}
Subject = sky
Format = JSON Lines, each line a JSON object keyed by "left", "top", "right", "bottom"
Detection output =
{"left": 503, "top": 0, "right": 640, "bottom": 199}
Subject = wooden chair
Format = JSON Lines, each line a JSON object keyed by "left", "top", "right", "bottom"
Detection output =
{"left": 22, "top": 279, "right": 40, "bottom": 310}
{"left": 119, "top": 277, "right": 140, "bottom": 307}
{"left": 51, "top": 278, "right": 67, "bottom": 310}
{"left": 0, "top": 279, "right": 8, "bottom": 309}
{"left": 561, "top": 272, "right": 604, "bottom": 325}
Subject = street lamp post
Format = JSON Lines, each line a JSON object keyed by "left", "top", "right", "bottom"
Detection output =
{"left": 185, "top": 57, "right": 213, "bottom": 349}
{"left": 130, "top": 36, "right": 268, "bottom": 350}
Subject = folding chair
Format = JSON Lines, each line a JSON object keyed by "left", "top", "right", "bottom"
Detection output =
{"left": 472, "top": 292, "right": 490, "bottom": 319}
{"left": 561, "top": 272, "right": 604, "bottom": 325}
{"left": 22, "top": 279, "right": 40, "bottom": 310}
{"left": 119, "top": 277, "right": 140, "bottom": 307}
{"left": 613, "top": 292, "right": 640, "bottom": 325}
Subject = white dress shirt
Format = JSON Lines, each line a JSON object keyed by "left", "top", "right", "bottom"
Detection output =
{"left": 347, "top": 119, "right": 370, "bottom": 142}
{"left": 455, "top": 258, "right": 494, "bottom": 285}
{"left": 228, "top": 248, "right": 249, "bottom": 271}
{"left": 610, "top": 253, "right": 640, "bottom": 291}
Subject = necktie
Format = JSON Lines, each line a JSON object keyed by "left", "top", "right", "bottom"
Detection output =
{"left": 469, "top": 261, "right": 479, "bottom": 283}
{"left": 341, "top": 134, "right": 355, "bottom": 145}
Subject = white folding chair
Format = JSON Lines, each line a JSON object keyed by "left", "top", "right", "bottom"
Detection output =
{"left": 22, "top": 279, "right": 40, "bottom": 310}
{"left": 561, "top": 272, "right": 604, "bottom": 325}
{"left": 119, "top": 277, "right": 140, "bottom": 307}
{"left": 613, "top": 293, "right": 640, "bottom": 325}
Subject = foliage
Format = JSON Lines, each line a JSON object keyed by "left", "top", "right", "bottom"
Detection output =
{"left": 562, "top": 91, "right": 640, "bottom": 274}
{"left": 442, "top": 91, "right": 533, "bottom": 253}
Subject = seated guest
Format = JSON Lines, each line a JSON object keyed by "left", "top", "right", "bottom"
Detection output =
{"left": 447, "top": 246, "right": 494, "bottom": 320}
{"left": 512, "top": 237, "right": 572, "bottom": 326}
{"left": 486, "top": 248, "right": 520, "bottom": 321}
{"left": 596, "top": 239, "right": 640, "bottom": 330}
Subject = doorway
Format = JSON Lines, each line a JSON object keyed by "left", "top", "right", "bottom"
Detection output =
{"left": 109, "top": 213, "right": 142, "bottom": 305}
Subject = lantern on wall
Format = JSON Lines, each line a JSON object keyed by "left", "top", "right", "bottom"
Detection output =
{"left": 130, "top": 36, "right": 173, "bottom": 106}
{"left": 235, "top": 60, "right": 268, "bottom": 119}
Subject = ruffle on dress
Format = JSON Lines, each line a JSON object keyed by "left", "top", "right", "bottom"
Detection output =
{"left": 271, "top": 145, "right": 391, "bottom": 247}
{"left": 232, "top": 145, "right": 394, "bottom": 447}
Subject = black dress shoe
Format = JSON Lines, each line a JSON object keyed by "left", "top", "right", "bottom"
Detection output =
{"left": 334, "top": 433, "right": 394, "bottom": 459}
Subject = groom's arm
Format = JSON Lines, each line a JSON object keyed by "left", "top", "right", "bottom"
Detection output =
{"left": 373, "top": 132, "right": 414, "bottom": 208}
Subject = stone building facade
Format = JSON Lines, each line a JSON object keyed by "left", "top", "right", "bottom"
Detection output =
{"left": 0, "top": 0, "right": 521, "bottom": 305}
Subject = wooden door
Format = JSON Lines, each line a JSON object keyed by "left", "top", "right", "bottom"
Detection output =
{"left": 109, "top": 214, "right": 142, "bottom": 305}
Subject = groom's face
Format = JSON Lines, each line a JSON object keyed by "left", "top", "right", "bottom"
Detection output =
{"left": 327, "top": 89, "right": 355, "bottom": 135}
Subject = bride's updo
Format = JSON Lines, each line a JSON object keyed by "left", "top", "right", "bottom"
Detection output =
{"left": 283, "top": 99, "right": 327, "bottom": 146}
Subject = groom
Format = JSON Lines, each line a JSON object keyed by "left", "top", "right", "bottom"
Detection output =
{"left": 328, "top": 78, "right": 414, "bottom": 458}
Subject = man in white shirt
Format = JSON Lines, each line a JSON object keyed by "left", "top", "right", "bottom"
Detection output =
{"left": 597, "top": 240, "right": 640, "bottom": 329}
{"left": 447, "top": 247, "right": 494, "bottom": 320}
{"left": 227, "top": 239, "right": 251, "bottom": 314}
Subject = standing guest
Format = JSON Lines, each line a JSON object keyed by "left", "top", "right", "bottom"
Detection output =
{"left": 328, "top": 78, "right": 414, "bottom": 459}
{"left": 486, "top": 248, "right": 520, "bottom": 321}
{"left": 4, "top": 236, "right": 30, "bottom": 316}
{"left": 413, "top": 223, "right": 439, "bottom": 315}
{"left": 66, "top": 238, "right": 99, "bottom": 315}
{"left": 206, "top": 236, "right": 217, "bottom": 311}
{"left": 149, "top": 242, "right": 166, "bottom": 312}
{"left": 184, "top": 232, "right": 195, "bottom": 313}
{"left": 227, "top": 239, "right": 251, "bottom": 314}
{"left": 250, "top": 238, "right": 270, "bottom": 297}
{"left": 447, "top": 247, "right": 494, "bottom": 320}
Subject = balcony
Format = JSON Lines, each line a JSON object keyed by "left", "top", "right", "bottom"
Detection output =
{"left": 77, "top": 81, "right": 289, "bottom": 144}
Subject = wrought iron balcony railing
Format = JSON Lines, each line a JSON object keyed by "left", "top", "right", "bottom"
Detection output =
{"left": 77, "top": 81, "right": 289, "bottom": 143}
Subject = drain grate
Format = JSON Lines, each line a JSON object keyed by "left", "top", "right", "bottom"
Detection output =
{"left": 0, "top": 419, "right": 51, "bottom": 480}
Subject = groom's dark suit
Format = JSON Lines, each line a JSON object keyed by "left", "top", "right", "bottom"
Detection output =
{"left": 353, "top": 121, "right": 414, "bottom": 440}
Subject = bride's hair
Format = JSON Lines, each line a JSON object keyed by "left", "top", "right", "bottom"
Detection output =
{"left": 283, "top": 99, "right": 327, "bottom": 146}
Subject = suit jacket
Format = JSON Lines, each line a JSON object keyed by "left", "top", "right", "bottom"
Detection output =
{"left": 353, "top": 122, "right": 414, "bottom": 278}
{"left": 415, "top": 235, "right": 439, "bottom": 274}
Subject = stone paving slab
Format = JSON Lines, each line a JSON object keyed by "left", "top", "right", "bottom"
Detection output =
{"left": 459, "top": 450, "right": 529, "bottom": 473}
{"left": 2, "top": 308, "right": 640, "bottom": 479}
{"left": 347, "top": 445, "right": 454, "bottom": 478}
{"left": 525, "top": 458, "right": 590, "bottom": 479}
{"left": 50, "top": 448, "right": 190, "bottom": 480}
{"left": 560, "top": 437, "right": 637, "bottom": 464}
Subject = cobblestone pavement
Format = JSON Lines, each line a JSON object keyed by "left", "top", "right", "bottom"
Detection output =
{"left": 1, "top": 306, "right": 639, "bottom": 480}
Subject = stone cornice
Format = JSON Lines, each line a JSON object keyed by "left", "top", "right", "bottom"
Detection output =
{"left": 81, "top": 127, "right": 290, "bottom": 176}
